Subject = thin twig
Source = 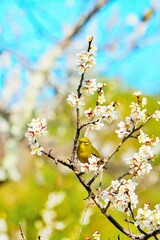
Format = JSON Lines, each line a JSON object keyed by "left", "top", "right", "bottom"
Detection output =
{"left": 87, "top": 172, "right": 99, "bottom": 186}
{"left": 118, "top": 169, "right": 131, "bottom": 180}
{"left": 98, "top": 170, "right": 104, "bottom": 195}
{"left": 43, "top": 150, "right": 74, "bottom": 170}
{"left": 128, "top": 202, "right": 136, "bottom": 222}
{"left": 79, "top": 119, "right": 99, "bottom": 131}
{"left": 19, "top": 224, "right": 26, "bottom": 240}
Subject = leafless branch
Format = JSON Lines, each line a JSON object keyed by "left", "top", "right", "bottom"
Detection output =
{"left": 43, "top": 150, "right": 74, "bottom": 170}
{"left": 19, "top": 224, "right": 26, "bottom": 240}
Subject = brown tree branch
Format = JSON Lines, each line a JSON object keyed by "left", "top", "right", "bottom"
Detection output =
{"left": 19, "top": 224, "right": 26, "bottom": 240}
{"left": 70, "top": 38, "right": 93, "bottom": 163}
{"left": 43, "top": 150, "right": 74, "bottom": 170}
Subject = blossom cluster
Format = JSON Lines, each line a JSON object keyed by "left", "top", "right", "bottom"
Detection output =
{"left": 115, "top": 116, "right": 135, "bottom": 138}
{"left": 66, "top": 92, "right": 85, "bottom": 109}
{"left": 133, "top": 91, "right": 147, "bottom": 107}
{"left": 67, "top": 39, "right": 119, "bottom": 131}
{"left": 102, "top": 179, "right": 138, "bottom": 215}
{"left": 67, "top": 81, "right": 118, "bottom": 129}
{"left": 79, "top": 156, "right": 103, "bottom": 173}
{"left": 116, "top": 92, "right": 147, "bottom": 138}
{"left": 135, "top": 204, "right": 160, "bottom": 231}
{"left": 25, "top": 118, "right": 48, "bottom": 156}
{"left": 125, "top": 144, "right": 154, "bottom": 178}
{"left": 137, "top": 129, "right": 159, "bottom": 146}
{"left": 84, "top": 79, "right": 98, "bottom": 95}
{"left": 76, "top": 43, "right": 97, "bottom": 74}
{"left": 83, "top": 79, "right": 107, "bottom": 105}
{"left": 85, "top": 102, "right": 118, "bottom": 130}
{"left": 66, "top": 79, "right": 107, "bottom": 110}
{"left": 129, "top": 102, "right": 146, "bottom": 122}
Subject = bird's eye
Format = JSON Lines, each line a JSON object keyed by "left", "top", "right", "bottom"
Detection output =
{"left": 85, "top": 141, "right": 88, "bottom": 145}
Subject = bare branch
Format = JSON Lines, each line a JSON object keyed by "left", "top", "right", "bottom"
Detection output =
{"left": 79, "top": 119, "right": 100, "bottom": 131}
{"left": 19, "top": 224, "right": 26, "bottom": 240}
{"left": 43, "top": 150, "right": 74, "bottom": 170}
{"left": 118, "top": 169, "right": 131, "bottom": 181}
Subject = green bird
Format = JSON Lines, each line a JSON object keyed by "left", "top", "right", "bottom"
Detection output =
{"left": 77, "top": 137, "right": 101, "bottom": 163}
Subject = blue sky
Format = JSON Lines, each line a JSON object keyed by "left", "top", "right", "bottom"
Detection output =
{"left": 0, "top": 0, "right": 160, "bottom": 95}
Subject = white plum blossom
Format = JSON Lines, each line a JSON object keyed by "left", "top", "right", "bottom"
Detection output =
{"left": 125, "top": 145, "right": 154, "bottom": 178}
{"left": 135, "top": 204, "right": 160, "bottom": 231}
{"left": 84, "top": 79, "right": 97, "bottom": 95}
{"left": 25, "top": 118, "right": 48, "bottom": 140}
{"left": 102, "top": 102, "right": 118, "bottom": 124}
{"left": 93, "top": 103, "right": 118, "bottom": 124}
{"left": 76, "top": 49, "right": 96, "bottom": 74}
{"left": 25, "top": 118, "right": 48, "bottom": 156}
{"left": 115, "top": 116, "right": 135, "bottom": 138}
{"left": 138, "top": 130, "right": 159, "bottom": 146}
{"left": 30, "top": 141, "right": 44, "bottom": 156}
{"left": 84, "top": 102, "right": 118, "bottom": 130}
{"left": 116, "top": 100, "right": 147, "bottom": 138}
{"left": 142, "top": 97, "right": 147, "bottom": 107}
{"left": 66, "top": 92, "right": 85, "bottom": 108}
{"left": 102, "top": 179, "right": 138, "bottom": 215}
{"left": 79, "top": 156, "right": 102, "bottom": 173}
{"left": 130, "top": 102, "right": 146, "bottom": 123}
{"left": 94, "top": 105, "right": 106, "bottom": 117}
{"left": 133, "top": 92, "right": 147, "bottom": 107}
{"left": 138, "top": 144, "right": 154, "bottom": 160}
{"left": 153, "top": 109, "right": 160, "bottom": 121}
{"left": 138, "top": 130, "right": 151, "bottom": 145}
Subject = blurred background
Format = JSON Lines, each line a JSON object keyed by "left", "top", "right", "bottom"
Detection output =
{"left": 0, "top": 0, "right": 160, "bottom": 239}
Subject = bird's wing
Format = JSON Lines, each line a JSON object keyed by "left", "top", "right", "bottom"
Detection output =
{"left": 91, "top": 146, "right": 101, "bottom": 158}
